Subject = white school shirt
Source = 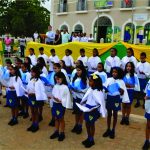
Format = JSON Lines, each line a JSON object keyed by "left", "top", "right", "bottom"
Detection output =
{"left": 80, "top": 37, "right": 88, "bottom": 42}
{"left": 145, "top": 80, "right": 150, "bottom": 113}
{"left": 42, "top": 66, "right": 48, "bottom": 76}
{"left": 63, "top": 55, "right": 75, "bottom": 67}
{"left": 72, "top": 36, "right": 80, "bottom": 42}
{"left": 49, "top": 55, "right": 59, "bottom": 71}
{"left": 81, "top": 88, "right": 107, "bottom": 118}
{"left": 88, "top": 37, "right": 94, "bottom": 42}
{"left": 136, "top": 62, "right": 150, "bottom": 79}
{"left": 87, "top": 56, "right": 101, "bottom": 73}
{"left": 121, "top": 56, "right": 137, "bottom": 70}
{"left": 38, "top": 54, "right": 49, "bottom": 65}
{"left": 104, "top": 56, "right": 121, "bottom": 73}
{"left": 28, "top": 54, "right": 37, "bottom": 66}
{"left": 77, "top": 56, "right": 88, "bottom": 67}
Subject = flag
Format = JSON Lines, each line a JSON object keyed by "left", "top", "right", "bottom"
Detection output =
{"left": 125, "top": 0, "right": 132, "bottom": 5}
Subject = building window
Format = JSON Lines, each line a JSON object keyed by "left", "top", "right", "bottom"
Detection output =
{"left": 94, "top": 0, "right": 113, "bottom": 9}
{"left": 58, "top": 0, "right": 68, "bottom": 13}
{"left": 144, "top": 23, "right": 150, "bottom": 44}
{"left": 77, "top": 0, "right": 88, "bottom": 11}
{"left": 74, "top": 24, "right": 83, "bottom": 33}
{"left": 60, "top": 25, "right": 68, "bottom": 32}
{"left": 121, "top": 0, "right": 135, "bottom": 8}
{"left": 148, "top": 0, "right": 150, "bottom": 6}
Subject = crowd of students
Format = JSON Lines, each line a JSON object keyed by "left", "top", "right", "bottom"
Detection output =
{"left": 0, "top": 47, "right": 150, "bottom": 149}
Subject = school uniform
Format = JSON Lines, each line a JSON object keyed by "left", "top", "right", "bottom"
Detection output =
{"left": 123, "top": 73, "right": 140, "bottom": 104}
{"left": 28, "top": 54, "right": 37, "bottom": 66}
{"left": 77, "top": 56, "right": 88, "bottom": 67}
{"left": 72, "top": 36, "right": 80, "bottom": 42}
{"left": 104, "top": 56, "right": 121, "bottom": 76}
{"left": 80, "top": 88, "right": 107, "bottom": 125}
{"left": 144, "top": 80, "right": 150, "bottom": 119}
{"left": 80, "top": 37, "right": 88, "bottom": 42}
{"left": 48, "top": 55, "right": 59, "bottom": 71}
{"left": 87, "top": 56, "right": 101, "bottom": 75}
{"left": 70, "top": 77, "right": 88, "bottom": 114}
{"left": 38, "top": 54, "right": 49, "bottom": 65}
{"left": 62, "top": 55, "right": 75, "bottom": 74}
{"left": 106, "top": 77, "right": 129, "bottom": 111}
{"left": 42, "top": 66, "right": 48, "bottom": 76}
{"left": 52, "top": 84, "right": 72, "bottom": 119}
{"left": 121, "top": 56, "right": 137, "bottom": 70}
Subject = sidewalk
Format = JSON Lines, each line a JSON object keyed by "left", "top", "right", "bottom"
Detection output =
{"left": 0, "top": 99, "right": 145, "bottom": 150}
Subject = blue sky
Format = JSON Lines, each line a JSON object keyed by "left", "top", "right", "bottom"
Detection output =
{"left": 42, "top": 0, "right": 51, "bottom": 11}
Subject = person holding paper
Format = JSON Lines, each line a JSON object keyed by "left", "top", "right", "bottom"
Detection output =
{"left": 26, "top": 66, "right": 47, "bottom": 133}
{"left": 79, "top": 74, "right": 106, "bottom": 148}
{"left": 50, "top": 72, "right": 72, "bottom": 141}
{"left": 70, "top": 65, "right": 88, "bottom": 135}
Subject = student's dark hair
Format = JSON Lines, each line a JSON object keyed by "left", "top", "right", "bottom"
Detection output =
{"left": 50, "top": 49, "right": 55, "bottom": 53}
{"left": 10, "top": 64, "right": 21, "bottom": 81}
{"left": 124, "top": 62, "right": 135, "bottom": 77}
{"left": 80, "top": 48, "right": 85, "bottom": 53}
{"left": 140, "top": 52, "right": 146, "bottom": 58}
{"left": 17, "top": 58, "right": 23, "bottom": 63}
{"left": 73, "top": 65, "right": 87, "bottom": 85}
{"left": 77, "top": 60, "right": 84, "bottom": 67}
{"left": 22, "top": 62, "right": 30, "bottom": 72}
{"left": 53, "top": 63, "right": 61, "bottom": 68}
{"left": 37, "top": 57, "right": 46, "bottom": 67}
{"left": 90, "top": 74, "right": 103, "bottom": 91}
{"left": 39, "top": 47, "right": 44, "bottom": 51}
{"left": 60, "top": 60, "right": 67, "bottom": 70}
{"left": 54, "top": 72, "right": 68, "bottom": 85}
{"left": 111, "top": 48, "right": 117, "bottom": 55}
{"left": 31, "top": 66, "right": 41, "bottom": 80}
{"left": 93, "top": 48, "right": 99, "bottom": 56}
{"left": 29, "top": 48, "right": 35, "bottom": 53}
{"left": 66, "top": 49, "right": 72, "bottom": 55}
{"left": 5, "top": 59, "right": 12, "bottom": 64}
{"left": 110, "top": 67, "right": 124, "bottom": 79}
{"left": 24, "top": 57, "right": 32, "bottom": 71}
{"left": 127, "top": 48, "right": 134, "bottom": 56}
{"left": 98, "top": 62, "right": 104, "bottom": 71}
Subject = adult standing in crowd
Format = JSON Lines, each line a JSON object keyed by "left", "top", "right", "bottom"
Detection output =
{"left": 61, "top": 29, "right": 70, "bottom": 44}
{"left": 4, "top": 34, "right": 12, "bottom": 57}
{"left": 19, "top": 35, "right": 26, "bottom": 57}
{"left": 46, "top": 25, "right": 55, "bottom": 45}
{"left": 54, "top": 29, "right": 61, "bottom": 45}
{"left": 33, "top": 31, "right": 39, "bottom": 42}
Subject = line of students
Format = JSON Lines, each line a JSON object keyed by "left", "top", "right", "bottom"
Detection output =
{"left": 0, "top": 47, "right": 150, "bottom": 149}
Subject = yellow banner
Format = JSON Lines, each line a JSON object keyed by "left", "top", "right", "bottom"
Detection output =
{"left": 25, "top": 42, "right": 117, "bottom": 60}
{"left": 0, "top": 41, "right": 3, "bottom": 51}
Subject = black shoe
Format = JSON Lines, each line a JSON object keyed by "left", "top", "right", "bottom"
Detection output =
{"left": 134, "top": 103, "right": 140, "bottom": 108}
{"left": 23, "top": 113, "right": 29, "bottom": 119}
{"left": 30, "top": 118, "right": 32, "bottom": 121}
{"left": 120, "top": 117, "right": 125, "bottom": 125}
{"left": 142, "top": 141, "right": 150, "bottom": 150}
{"left": 76, "top": 127, "right": 82, "bottom": 134}
{"left": 4, "top": 104, "right": 9, "bottom": 107}
{"left": 27, "top": 124, "right": 34, "bottom": 131}
{"left": 72, "top": 111, "right": 75, "bottom": 114}
{"left": 8, "top": 119, "right": 14, "bottom": 125}
{"left": 49, "top": 119, "right": 55, "bottom": 127}
{"left": 84, "top": 141, "right": 95, "bottom": 148}
{"left": 3, "top": 95, "right": 6, "bottom": 98}
{"left": 31, "top": 126, "right": 39, "bottom": 133}
{"left": 103, "top": 129, "right": 111, "bottom": 137}
{"left": 82, "top": 138, "right": 89, "bottom": 145}
{"left": 39, "top": 115, "right": 43, "bottom": 122}
{"left": 18, "top": 111, "right": 24, "bottom": 116}
{"left": 71, "top": 124, "right": 78, "bottom": 133}
{"left": 10, "top": 119, "right": 18, "bottom": 126}
{"left": 125, "top": 117, "right": 129, "bottom": 125}
{"left": 50, "top": 131, "right": 59, "bottom": 139}
{"left": 109, "top": 130, "right": 115, "bottom": 139}
{"left": 58, "top": 133, "right": 65, "bottom": 141}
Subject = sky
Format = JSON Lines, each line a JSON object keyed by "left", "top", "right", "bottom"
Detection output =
{"left": 42, "top": 0, "right": 51, "bottom": 11}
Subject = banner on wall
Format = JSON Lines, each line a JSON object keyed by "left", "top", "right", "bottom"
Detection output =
{"left": 114, "top": 26, "right": 121, "bottom": 42}
{"left": 136, "top": 26, "right": 144, "bottom": 43}
{"left": 124, "top": 25, "right": 134, "bottom": 43}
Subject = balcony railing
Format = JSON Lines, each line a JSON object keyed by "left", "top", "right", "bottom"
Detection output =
{"left": 76, "top": 0, "right": 88, "bottom": 11}
{"left": 58, "top": 3, "right": 68, "bottom": 13}
{"left": 121, "top": 0, "right": 135, "bottom": 8}
{"left": 94, "top": 0, "right": 113, "bottom": 9}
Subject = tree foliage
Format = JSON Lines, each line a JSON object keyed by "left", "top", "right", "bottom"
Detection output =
{"left": 0, "top": 0, "right": 50, "bottom": 37}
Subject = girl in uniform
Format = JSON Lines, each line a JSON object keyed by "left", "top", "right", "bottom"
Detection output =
{"left": 28, "top": 48, "right": 37, "bottom": 66}
{"left": 50, "top": 72, "right": 72, "bottom": 141}
{"left": 24, "top": 57, "right": 32, "bottom": 72}
{"left": 70, "top": 65, "right": 88, "bottom": 134}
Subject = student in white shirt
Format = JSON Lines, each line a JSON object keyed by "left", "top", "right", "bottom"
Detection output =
{"left": 121, "top": 48, "right": 137, "bottom": 70}
{"left": 87, "top": 48, "right": 101, "bottom": 75}
{"left": 49, "top": 49, "right": 59, "bottom": 72}
{"left": 104, "top": 48, "right": 121, "bottom": 77}
{"left": 80, "top": 33, "right": 88, "bottom": 42}
{"left": 135, "top": 52, "right": 150, "bottom": 108}
{"left": 62, "top": 49, "right": 75, "bottom": 74}
{"left": 72, "top": 33, "right": 80, "bottom": 42}
{"left": 28, "top": 48, "right": 37, "bottom": 66}
{"left": 77, "top": 48, "right": 88, "bottom": 68}
{"left": 38, "top": 47, "right": 49, "bottom": 65}
{"left": 88, "top": 34, "right": 94, "bottom": 42}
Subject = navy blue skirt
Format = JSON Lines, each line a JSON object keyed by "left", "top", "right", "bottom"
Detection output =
{"left": 84, "top": 105, "right": 100, "bottom": 125}
{"left": 7, "top": 91, "right": 19, "bottom": 108}
{"left": 127, "top": 89, "right": 134, "bottom": 104}
{"left": 145, "top": 113, "right": 150, "bottom": 120}
{"left": 106, "top": 95, "right": 121, "bottom": 111}
{"left": 28, "top": 95, "right": 38, "bottom": 108}
{"left": 139, "top": 78, "right": 148, "bottom": 92}
{"left": 73, "top": 98, "right": 83, "bottom": 114}
{"left": 52, "top": 102, "right": 66, "bottom": 119}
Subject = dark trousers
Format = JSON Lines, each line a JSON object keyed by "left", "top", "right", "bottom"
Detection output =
{"left": 20, "top": 45, "right": 25, "bottom": 57}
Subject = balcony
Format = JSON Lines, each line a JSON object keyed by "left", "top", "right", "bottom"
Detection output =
{"left": 94, "top": 0, "right": 113, "bottom": 9}
{"left": 76, "top": 0, "right": 88, "bottom": 13}
{"left": 57, "top": 3, "right": 68, "bottom": 15}
{"left": 120, "top": 0, "right": 135, "bottom": 11}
